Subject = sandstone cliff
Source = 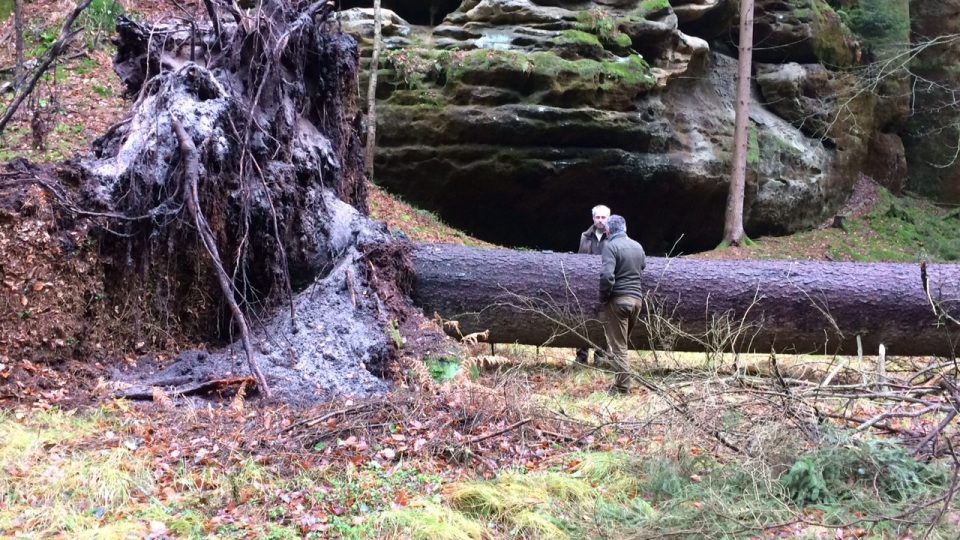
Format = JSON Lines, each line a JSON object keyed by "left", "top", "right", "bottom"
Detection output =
{"left": 340, "top": 0, "right": 913, "bottom": 252}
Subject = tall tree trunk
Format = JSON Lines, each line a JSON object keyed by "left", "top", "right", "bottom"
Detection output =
{"left": 722, "top": 0, "right": 754, "bottom": 246}
{"left": 411, "top": 245, "right": 960, "bottom": 357}
{"left": 13, "top": 0, "right": 24, "bottom": 88}
{"left": 364, "top": 0, "right": 382, "bottom": 178}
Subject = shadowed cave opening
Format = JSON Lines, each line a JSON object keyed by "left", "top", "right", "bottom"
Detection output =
{"left": 374, "top": 175, "right": 784, "bottom": 257}
{"left": 335, "top": 0, "right": 462, "bottom": 26}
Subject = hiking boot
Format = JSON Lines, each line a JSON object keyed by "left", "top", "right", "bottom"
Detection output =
{"left": 593, "top": 350, "right": 612, "bottom": 369}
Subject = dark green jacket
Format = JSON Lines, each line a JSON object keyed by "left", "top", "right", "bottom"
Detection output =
{"left": 578, "top": 225, "right": 607, "bottom": 255}
{"left": 599, "top": 232, "right": 646, "bottom": 301}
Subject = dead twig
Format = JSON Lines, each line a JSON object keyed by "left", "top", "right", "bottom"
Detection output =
{"left": 282, "top": 402, "right": 378, "bottom": 433}
{"left": 202, "top": 0, "right": 222, "bottom": 46}
{"left": 27, "top": 176, "right": 181, "bottom": 222}
{"left": 922, "top": 261, "right": 960, "bottom": 327}
{"left": 914, "top": 379, "right": 960, "bottom": 455}
{"left": 921, "top": 439, "right": 960, "bottom": 539}
{"left": 535, "top": 427, "right": 579, "bottom": 442}
{"left": 116, "top": 376, "right": 255, "bottom": 400}
{"left": 346, "top": 269, "right": 356, "bottom": 307}
{"left": 464, "top": 418, "right": 531, "bottom": 446}
{"left": 856, "top": 403, "right": 943, "bottom": 433}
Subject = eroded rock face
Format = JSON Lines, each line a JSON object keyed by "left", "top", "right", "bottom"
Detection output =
{"left": 864, "top": 132, "right": 907, "bottom": 194}
{"left": 338, "top": 8, "right": 413, "bottom": 50}
{"left": 672, "top": 0, "right": 724, "bottom": 24}
{"left": 756, "top": 62, "right": 837, "bottom": 139}
{"left": 906, "top": 0, "right": 960, "bottom": 203}
{"left": 344, "top": 0, "right": 892, "bottom": 252}
{"left": 752, "top": 0, "right": 860, "bottom": 66}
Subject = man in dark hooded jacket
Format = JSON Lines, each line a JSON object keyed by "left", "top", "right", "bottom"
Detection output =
{"left": 574, "top": 205, "right": 610, "bottom": 365}
{"left": 599, "top": 214, "right": 646, "bottom": 393}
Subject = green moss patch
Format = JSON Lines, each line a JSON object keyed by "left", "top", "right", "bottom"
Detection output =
{"left": 810, "top": 0, "right": 859, "bottom": 67}
{"left": 746, "top": 123, "right": 760, "bottom": 167}
{"left": 713, "top": 182, "right": 960, "bottom": 262}
{"left": 551, "top": 29, "right": 606, "bottom": 59}
{"left": 446, "top": 49, "right": 654, "bottom": 109}
{"left": 573, "top": 8, "right": 635, "bottom": 54}
{"left": 635, "top": 0, "right": 671, "bottom": 18}
{"left": 837, "top": 189, "right": 960, "bottom": 262}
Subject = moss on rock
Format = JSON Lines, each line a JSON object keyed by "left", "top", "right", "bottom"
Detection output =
{"left": 635, "top": 0, "right": 671, "bottom": 19}
{"left": 747, "top": 124, "right": 760, "bottom": 167}
{"left": 573, "top": 9, "right": 635, "bottom": 55}
{"left": 809, "top": 0, "right": 859, "bottom": 67}
{"left": 551, "top": 29, "right": 606, "bottom": 60}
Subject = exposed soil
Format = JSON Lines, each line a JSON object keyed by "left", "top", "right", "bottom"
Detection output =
{"left": 0, "top": 174, "right": 455, "bottom": 408}
{"left": 0, "top": 0, "right": 459, "bottom": 408}
{"left": 0, "top": 0, "right": 942, "bottom": 413}
{"left": 0, "top": 161, "right": 114, "bottom": 404}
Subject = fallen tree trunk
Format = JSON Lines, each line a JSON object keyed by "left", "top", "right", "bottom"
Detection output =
{"left": 412, "top": 244, "right": 960, "bottom": 357}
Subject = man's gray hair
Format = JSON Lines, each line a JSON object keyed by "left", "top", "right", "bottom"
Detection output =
{"left": 606, "top": 214, "right": 626, "bottom": 235}
{"left": 591, "top": 204, "right": 611, "bottom": 217}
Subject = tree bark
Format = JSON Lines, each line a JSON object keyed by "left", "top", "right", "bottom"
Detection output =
{"left": 364, "top": 0, "right": 382, "bottom": 178}
{"left": 411, "top": 244, "right": 960, "bottom": 357}
{"left": 722, "top": 0, "right": 754, "bottom": 247}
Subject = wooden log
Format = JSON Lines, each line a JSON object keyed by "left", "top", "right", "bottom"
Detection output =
{"left": 411, "top": 244, "right": 960, "bottom": 357}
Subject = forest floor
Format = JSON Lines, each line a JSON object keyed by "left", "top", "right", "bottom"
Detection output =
{"left": 2, "top": 2, "right": 960, "bottom": 539}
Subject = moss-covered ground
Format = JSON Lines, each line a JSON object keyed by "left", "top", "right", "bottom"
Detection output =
{"left": 702, "top": 182, "right": 960, "bottom": 262}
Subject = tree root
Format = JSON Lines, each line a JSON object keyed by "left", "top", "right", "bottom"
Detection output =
{"left": 173, "top": 117, "right": 271, "bottom": 397}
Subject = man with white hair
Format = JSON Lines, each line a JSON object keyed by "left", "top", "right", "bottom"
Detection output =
{"left": 574, "top": 204, "right": 611, "bottom": 365}
{"left": 599, "top": 214, "right": 646, "bottom": 393}
{"left": 578, "top": 204, "right": 610, "bottom": 255}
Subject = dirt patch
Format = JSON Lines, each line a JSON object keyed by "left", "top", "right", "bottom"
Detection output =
{"left": 0, "top": 161, "right": 108, "bottom": 362}
{"left": 368, "top": 185, "right": 493, "bottom": 247}
{"left": 0, "top": 162, "right": 446, "bottom": 408}
{"left": 0, "top": 162, "right": 119, "bottom": 405}
{"left": 825, "top": 174, "right": 881, "bottom": 224}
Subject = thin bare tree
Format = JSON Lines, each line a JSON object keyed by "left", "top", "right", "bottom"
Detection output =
{"left": 364, "top": 0, "right": 382, "bottom": 179}
{"left": 0, "top": 0, "right": 91, "bottom": 135}
{"left": 14, "top": 0, "right": 24, "bottom": 88}
{"left": 722, "top": 0, "right": 754, "bottom": 247}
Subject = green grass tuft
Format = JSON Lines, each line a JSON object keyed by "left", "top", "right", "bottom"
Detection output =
{"left": 571, "top": 451, "right": 639, "bottom": 492}
{"left": 835, "top": 189, "right": 960, "bottom": 262}
{"left": 378, "top": 502, "right": 486, "bottom": 540}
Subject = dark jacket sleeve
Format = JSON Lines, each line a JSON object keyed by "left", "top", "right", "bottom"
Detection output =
{"left": 599, "top": 243, "right": 616, "bottom": 301}
{"left": 577, "top": 226, "right": 593, "bottom": 255}
{"left": 577, "top": 233, "right": 591, "bottom": 254}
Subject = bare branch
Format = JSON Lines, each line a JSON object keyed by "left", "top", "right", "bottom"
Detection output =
{"left": 0, "top": 0, "right": 93, "bottom": 135}
{"left": 172, "top": 116, "right": 271, "bottom": 398}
